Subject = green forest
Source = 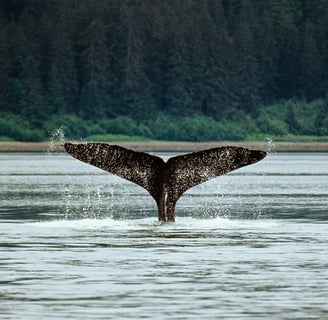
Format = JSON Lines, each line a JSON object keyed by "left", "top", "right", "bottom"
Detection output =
{"left": 0, "top": 0, "right": 327, "bottom": 142}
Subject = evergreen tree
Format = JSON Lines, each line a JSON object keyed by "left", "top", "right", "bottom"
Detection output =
{"left": 0, "top": 0, "right": 327, "bottom": 141}
{"left": 120, "top": 1, "right": 157, "bottom": 120}
{"left": 206, "top": 0, "right": 235, "bottom": 117}
{"left": 46, "top": 1, "right": 78, "bottom": 113}
{"left": 78, "top": 12, "right": 109, "bottom": 117}
{"left": 275, "top": 19, "right": 301, "bottom": 99}
{"left": 20, "top": 55, "right": 45, "bottom": 125}
{"left": 163, "top": 2, "right": 193, "bottom": 116}
{"left": 231, "top": 1, "right": 261, "bottom": 112}
{"left": 79, "top": 80, "right": 104, "bottom": 120}
{"left": 0, "top": 18, "right": 10, "bottom": 112}
{"left": 299, "top": 21, "right": 323, "bottom": 100}
{"left": 139, "top": 1, "right": 166, "bottom": 113}
{"left": 6, "top": 78, "right": 26, "bottom": 115}
{"left": 255, "top": 10, "right": 279, "bottom": 104}
{"left": 47, "top": 63, "right": 66, "bottom": 114}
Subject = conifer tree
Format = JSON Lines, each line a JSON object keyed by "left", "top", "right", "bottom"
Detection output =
{"left": 300, "top": 21, "right": 323, "bottom": 100}
{"left": 120, "top": 1, "right": 157, "bottom": 120}
{"left": 0, "top": 18, "right": 10, "bottom": 112}
{"left": 47, "top": 63, "right": 66, "bottom": 114}
{"left": 0, "top": 0, "right": 327, "bottom": 141}
{"left": 20, "top": 55, "right": 45, "bottom": 125}
{"left": 163, "top": 1, "right": 193, "bottom": 116}
{"left": 231, "top": 1, "right": 260, "bottom": 112}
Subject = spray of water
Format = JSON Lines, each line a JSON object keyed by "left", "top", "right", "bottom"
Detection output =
{"left": 62, "top": 180, "right": 119, "bottom": 220}
{"left": 263, "top": 138, "right": 275, "bottom": 154}
{"left": 47, "top": 128, "right": 116, "bottom": 220}
{"left": 48, "top": 126, "right": 65, "bottom": 153}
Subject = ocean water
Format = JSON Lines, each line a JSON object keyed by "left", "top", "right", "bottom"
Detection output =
{"left": 0, "top": 151, "right": 327, "bottom": 319}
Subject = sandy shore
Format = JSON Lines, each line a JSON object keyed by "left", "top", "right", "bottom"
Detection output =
{"left": 0, "top": 141, "right": 328, "bottom": 152}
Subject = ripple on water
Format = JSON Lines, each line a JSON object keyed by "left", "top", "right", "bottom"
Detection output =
{"left": 1, "top": 152, "right": 328, "bottom": 319}
{"left": 1, "top": 217, "right": 328, "bottom": 319}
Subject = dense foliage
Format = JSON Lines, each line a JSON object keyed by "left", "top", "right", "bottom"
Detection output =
{"left": 0, "top": 0, "right": 327, "bottom": 141}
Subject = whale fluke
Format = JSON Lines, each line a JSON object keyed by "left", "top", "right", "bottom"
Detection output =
{"left": 64, "top": 143, "right": 266, "bottom": 222}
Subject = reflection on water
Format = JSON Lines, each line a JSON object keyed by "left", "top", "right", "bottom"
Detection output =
{"left": 0, "top": 152, "right": 328, "bottom": 319}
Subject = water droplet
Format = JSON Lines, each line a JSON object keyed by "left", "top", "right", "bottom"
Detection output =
{"left": 48, "top": 126, "right": 65, "bottom": 153}
{"left": 264, "top": 138, "right": 275, "bottom": 154}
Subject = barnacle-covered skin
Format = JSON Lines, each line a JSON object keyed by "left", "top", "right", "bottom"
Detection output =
{"left": 64, "top": 143, "right": 164, "bottom": 199}
{"left": 64, "top": 143, "right": 266, "bottom": 222}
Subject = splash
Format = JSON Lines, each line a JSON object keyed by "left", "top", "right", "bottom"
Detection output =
{"left": 48, "top": 126, "right": 65, "bottom": 153}
{"left": 263, "top": 138, "right": 275, "bottom": 153}
{"left": 62, "top": 182, "right": 117, "bottom": 220}
{"left": 31, "top": 216, "right": 278, "bottom": 232}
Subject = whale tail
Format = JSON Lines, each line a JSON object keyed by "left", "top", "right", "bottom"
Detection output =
{"left": 64, "top": 143, "right": 266, "bottom": 222}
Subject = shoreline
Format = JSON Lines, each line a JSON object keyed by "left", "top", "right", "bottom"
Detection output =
{"left": 0, "top": 141, "right": 328, "bottom": 152}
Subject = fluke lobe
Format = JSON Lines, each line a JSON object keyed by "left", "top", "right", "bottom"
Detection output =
{"left": 64, "top": 143, "right": 266, "bottom": 222}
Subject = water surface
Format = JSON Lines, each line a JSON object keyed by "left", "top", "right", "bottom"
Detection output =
{"left": 0, "top": 152, "right": 327, "bottom": 319}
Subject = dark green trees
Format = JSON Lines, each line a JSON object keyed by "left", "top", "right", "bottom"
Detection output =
{"left": 0, "top": 0, "right": 327, "bottom": 141}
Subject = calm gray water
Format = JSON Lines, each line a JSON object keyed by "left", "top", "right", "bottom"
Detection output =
{"left": 0, "top": 151, "right": 328, "bottom": 319}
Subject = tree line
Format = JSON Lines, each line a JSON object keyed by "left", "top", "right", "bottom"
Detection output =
{"left": 0, "top": 0, "right": 327, "bottom": 141}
